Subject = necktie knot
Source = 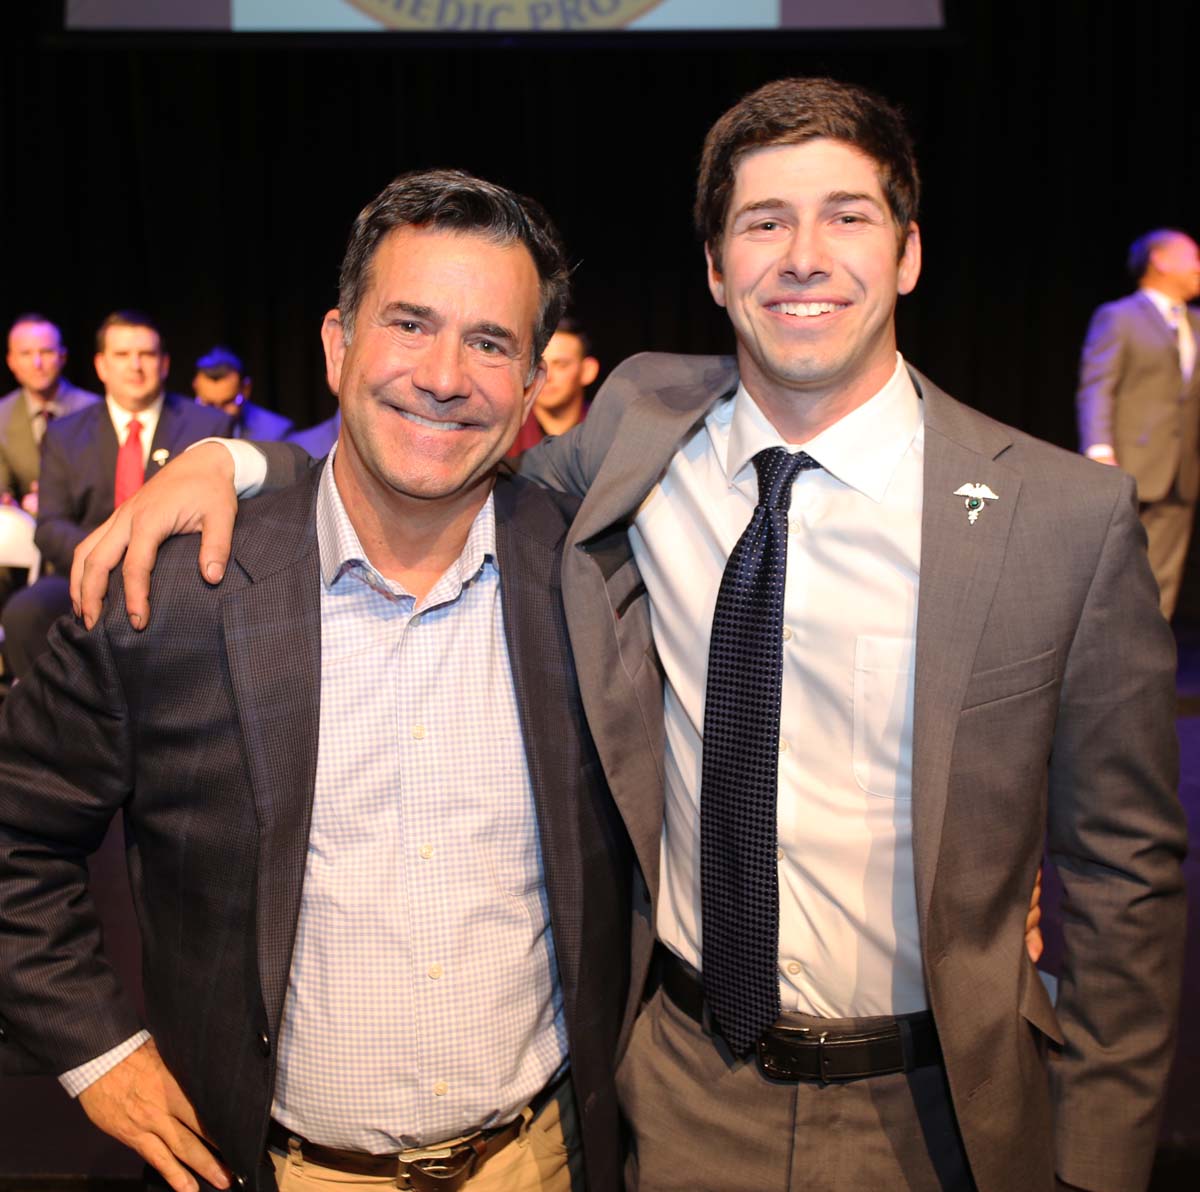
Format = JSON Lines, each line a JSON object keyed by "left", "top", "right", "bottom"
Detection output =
{"left": 126, "top": 417, "right": 143, "bottom": 442}
{"left": 752, "top": 447, "right": 818, "bottom": 511}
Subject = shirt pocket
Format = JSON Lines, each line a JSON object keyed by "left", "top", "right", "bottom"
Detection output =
{"left": 852, "top": 634, "right": 915, "bottom": 800}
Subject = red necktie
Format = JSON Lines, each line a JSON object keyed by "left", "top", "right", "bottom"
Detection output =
{"left": 114, "top": 417, "right": 145, "bottom": 507}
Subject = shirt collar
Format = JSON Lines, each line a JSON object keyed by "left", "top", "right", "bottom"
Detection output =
{"left": 717, "top": 353, "right": 922, "bottom": 504}
{"left": 106, "top": 392, "right": 164, "bottom": 434}
{"left": 22, "top": 383, "right": 65, "bottom": 419}
{"left": 315, "top": 445, "right": 498, "bottom": 601}
{"left": 1140, "top": 287, "right": 1183, "bottom": 321}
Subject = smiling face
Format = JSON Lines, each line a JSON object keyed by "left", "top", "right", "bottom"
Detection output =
{"left": 323, "top": 224, "right": 545, "bottom": 523}
{"left": 706, "top": 138, "right": 921, "bottom": 436}
{"left": 7, "top": 320, "right": 67, "bottom": 399}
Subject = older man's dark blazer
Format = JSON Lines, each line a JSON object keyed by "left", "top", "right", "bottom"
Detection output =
{"left": 36, "top": 392, "right": 233, "bottom": 573}
{"left": 0, "top": 468, "right": 631, "bottom": 1192}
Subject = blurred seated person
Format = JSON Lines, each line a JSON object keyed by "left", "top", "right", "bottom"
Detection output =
{"left": 0, "top": 310, "right": 232, "bottom": 678}
{"left": 506, "top": 316, "right": 598, "bottom": 457}
{"left": 286, "top": 410, "right": 340, "bottom": 457}
{"left": 0, "top": 313, "right": 100, "bottom": 518}
{"left": 193, "top": 344, "right": 293, "bottom": 440}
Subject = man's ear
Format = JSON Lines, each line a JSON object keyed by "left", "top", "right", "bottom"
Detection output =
{"left": 159, "top": 353, "right": 171, "bottom": 381}
{"left": 93, "top": 353, "right": 109, "bottom": 387}
{"left": 705, "top": 242, "right": 727, "bottom": 308}
{"left": 897, "top": 223, "right": 922, "bottom": 296}
{"left": 522, "top": 356, "right": 548, "bottom": 422}
{"left": 320, "top": 310, "right": 347, "bottom": 395}
{"left": 581, "top": 356, "right": 600, "bottom": 388}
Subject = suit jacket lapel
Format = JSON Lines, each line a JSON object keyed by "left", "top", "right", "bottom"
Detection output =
{"left": 222, "top": 473, "right": 323, "bottom": 1035}
{"left": 493, "top": 476, "right": 585, "bottom": 1027}
{"left": 910, "top": 371, "right": 1021, "bottom": 927}
{"left": 147, "top": 394, "right": 187, "bottom": 478}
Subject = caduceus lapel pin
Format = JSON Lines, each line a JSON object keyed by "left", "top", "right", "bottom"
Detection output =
{"left": 953, "top": 482, "right": 999, "bottom": 524}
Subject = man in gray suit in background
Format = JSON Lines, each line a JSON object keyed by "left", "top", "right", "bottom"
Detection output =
{"left": 72, "top": 79, "right": 1186, "bottom": 1192}
{"left": 1077, "top": 228, "right": 1200, "bottom": 619}
{"left": 0, "top": 313, "right": 99, "bottom": 514}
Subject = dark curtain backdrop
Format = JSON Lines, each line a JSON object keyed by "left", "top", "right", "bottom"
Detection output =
{"left": 2, "top": 1, "right": 1199, "bottom": 506}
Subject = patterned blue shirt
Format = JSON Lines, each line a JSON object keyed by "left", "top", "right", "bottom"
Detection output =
{"left": 269, "top": 450, "right": 567, "bottom": 1150}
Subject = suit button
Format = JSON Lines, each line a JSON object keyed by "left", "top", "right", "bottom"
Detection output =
{"left": 0, "top": 1022, "right": 7, "bottom": 1042}
{"left": 234, "top": 1175, "right": 248, "bottom": 1189}
{"left": 258, "top": 1032, "right": 270, "bottom": 1056}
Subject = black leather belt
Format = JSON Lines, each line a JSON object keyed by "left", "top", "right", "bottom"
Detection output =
{"left": 659, "top": 948, "right": 941, "bottom": 1082}
{"left": 267, "top": 1071, "right": 566, "bottom": 1191}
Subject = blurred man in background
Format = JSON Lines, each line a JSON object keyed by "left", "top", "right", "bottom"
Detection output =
{"left": 193, "top": 345, "right": 293, "bottom": 440}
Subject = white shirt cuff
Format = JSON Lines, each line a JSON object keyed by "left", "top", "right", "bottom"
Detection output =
{"left": 186, "top": 437, "right": 269, "bottom": 498}
{"left": 1085, "top": 444, "right": 1116, "bottom": 461}
{"left": 59, "top": 1030, "right": 152, "bottom": 1097}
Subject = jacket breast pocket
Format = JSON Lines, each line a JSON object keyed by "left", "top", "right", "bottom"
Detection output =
{"left": 961, "top": 648, "right": 1057, "bottom": 712}
{"left": 853, "top": 635, "right": 915, "bottom": 800}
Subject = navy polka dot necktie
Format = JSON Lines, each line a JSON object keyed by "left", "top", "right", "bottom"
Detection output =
{"left": 700, "top": 446, "right": 819, "bottom": 1055}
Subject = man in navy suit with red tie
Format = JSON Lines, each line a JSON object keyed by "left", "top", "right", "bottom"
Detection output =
{"left": 0, "top": 310, "right": 231, "bottom": 676}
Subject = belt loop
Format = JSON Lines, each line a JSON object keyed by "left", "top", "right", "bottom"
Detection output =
{"left": 516, "top": 1104, "right": 534, "bottom": 1149}
{"left": 897, "top": 1014, "right": 914, "bottom": 1071}
{"left": 287, "top": 1134, "right": 304, "bottom": 1173}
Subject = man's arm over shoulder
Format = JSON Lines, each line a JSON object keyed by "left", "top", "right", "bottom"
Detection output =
{"left": 258, "top": 439, "right": 318, "bottom": 488}
{"left": 519, "top": 352, "right": 733, "bottom": 496}
{"left": 1046, "top": 471, "right": 1187, "bottom": 1190}
{"left": 1076, "top": 301, "right": 1127, "bottom": 456}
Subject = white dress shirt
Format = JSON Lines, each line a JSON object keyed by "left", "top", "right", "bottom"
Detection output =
{"left": 105, "top": 393, "right": 164, "bottom": 468}
{"left": 637, "top": 355, "right": 927, "bottom": 1017}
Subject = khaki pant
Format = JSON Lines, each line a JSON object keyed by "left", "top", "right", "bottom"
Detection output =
{"left": 270, "top": 1079, "right": 583, "bottom": 1192}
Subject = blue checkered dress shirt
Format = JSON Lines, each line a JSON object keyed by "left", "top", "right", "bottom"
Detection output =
{"left": 268, "top": 451, "right": 567, "bottom": 1150}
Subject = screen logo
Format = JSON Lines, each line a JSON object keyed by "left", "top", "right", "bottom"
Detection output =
{"left": 345, "top": 0, "right": 666, "bottom": 30}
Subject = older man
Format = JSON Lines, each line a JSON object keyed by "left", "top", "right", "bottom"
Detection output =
{"left": 0, "top": 172, "right": 630, "bottom": 1192}
{"left": 71, "top": 80, "right": 1182, "bottom": 1192}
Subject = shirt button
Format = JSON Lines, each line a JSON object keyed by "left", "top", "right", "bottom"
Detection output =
{"left": 433, "top": 1081, "right": 448, "bottom": 1097}
{"left": 419, "top": 844, "right": 434, "bottom": 860}
{"left": 779, "top": 739, "right": 789, "bottom": 753}
{"left": 776, "top": 847, "right": 784, "bottom": 862}
{"left": 413, "top": 725, "right": 426, "bottom": 740}
{"left": 787, "top": 961, "right": 802, "bottom": 975}
{"left": 428, "top": 963, "right": 443, "bottom": 980}
{"left": 410, "top": 613, "right": 422, "bottom": 628}
{"left": 782, "top": 626, "right": 793, "bottom": 642}
{"left": 789, "top": 518, "right": 802, "bottom": 534}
